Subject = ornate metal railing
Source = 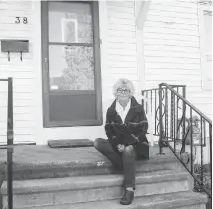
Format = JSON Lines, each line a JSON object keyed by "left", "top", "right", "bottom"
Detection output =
{"left": 0, "top": 78, "right": 14, "bottom": 209}
{"left": 142, "top": 83, "right": 212, "bottom": 202}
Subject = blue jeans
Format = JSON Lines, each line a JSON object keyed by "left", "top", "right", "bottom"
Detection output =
{"left": 94, "top": 138, "right": 137, "bottom": 189}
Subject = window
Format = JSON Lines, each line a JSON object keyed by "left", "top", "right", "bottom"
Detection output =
{"left": 199, "top": 3, "right": 212, "bottom": 90}
{"left": 41, "top": 1, "right": 102, "bottom": 127}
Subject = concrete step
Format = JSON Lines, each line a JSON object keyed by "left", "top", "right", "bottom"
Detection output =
{"left": 1, "top": 170, "right": 193, "bottom": 208}
{"left": 3, "top": 191, "right": 208, "bottom": 209}
{"left": 2, "top": 149, "right": 184, "bottom": 180}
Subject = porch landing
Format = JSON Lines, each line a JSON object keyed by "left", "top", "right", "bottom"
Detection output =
{"left": 0, "top": 144, "right": 177, "bottom": 180}
{"left": 0, "top": 144, "right": 173, "bottom": 165}
{"left": 0, "top": 145, "right": 208, "bottom": 209}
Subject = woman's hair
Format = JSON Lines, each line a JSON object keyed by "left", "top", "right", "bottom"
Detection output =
{"left": 113, "top": 78, "right": 135, "bottom": 97}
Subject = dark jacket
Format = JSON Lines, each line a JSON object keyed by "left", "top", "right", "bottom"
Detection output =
{"left": 105, "top": 97, "right": 149, "bottom": 159}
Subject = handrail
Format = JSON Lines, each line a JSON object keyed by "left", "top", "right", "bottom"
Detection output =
{"left": 0, "top": 78, "right": 14, "bottom": 209}
{"left": 142, "top": 85, "right": 186, "bottom": 93}
{"left": 142, "top": 83, "right": 212, "bottom": 201}
{"left": 160, "top": 83, "right": 212, "bottom": 124}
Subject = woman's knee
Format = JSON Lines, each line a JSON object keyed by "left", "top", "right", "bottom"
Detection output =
{"left": 123, "top": 145, "right": 136, "bottom": 157}
{"left": 94, "top": 138, "right": 105, "bottom": 150}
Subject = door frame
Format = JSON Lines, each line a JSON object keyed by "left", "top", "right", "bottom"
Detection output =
{"left": 41, "top": 1, "right": 103, "bottom": 127}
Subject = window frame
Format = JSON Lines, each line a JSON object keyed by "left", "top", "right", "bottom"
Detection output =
{"left": 41, "top": 1, "right": 102, "bottom": 128}
{"left": 198, "top": 3, "right": 212, "bottom": 91}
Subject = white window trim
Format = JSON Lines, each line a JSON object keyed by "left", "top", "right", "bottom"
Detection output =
{"left": 198, "top": 3, "right": 212, "bottom": 90}
{"left": 135, "top": 1, "right": 151, "bottom": 92}
{"left": 135, "top": 1, "right": 151, "bottom": 30}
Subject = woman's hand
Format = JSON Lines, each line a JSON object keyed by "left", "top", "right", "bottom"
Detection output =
{"left": 117, "top": 144, "right": 125, "bottom": 152}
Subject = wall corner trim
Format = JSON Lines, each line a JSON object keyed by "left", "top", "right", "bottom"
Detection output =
{"left": 136, "top": 1, "right": 151, "bottom": 30}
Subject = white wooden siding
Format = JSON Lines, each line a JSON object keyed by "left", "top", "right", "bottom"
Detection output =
{"left": 143, "top": 0, "right": 212, "bottom": 119}
{"left": 31, "top": 0, "right": 140, "bottom": 144}
{"left": 105, "top": 1, "right": 139, "bottom": 96}
{"left": 1, "top": 0, "right": 210, "bottom": 145}
{"left": 0, "top": 1, "right": 35, "bottom": 144}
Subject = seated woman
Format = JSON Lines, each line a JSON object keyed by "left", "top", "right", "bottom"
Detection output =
{"left": 94, "top": 78, "right": 149, "bottom": 205}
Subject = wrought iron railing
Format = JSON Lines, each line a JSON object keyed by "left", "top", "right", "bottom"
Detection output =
{"left": 0, "top": 78, "right": 14, "bottom": 209}
{"left": 142, "top": 83, "right": 212, "bottom": 202}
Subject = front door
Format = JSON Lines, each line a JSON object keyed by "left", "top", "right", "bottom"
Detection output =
{"left": 41, "top": 1, "right": 102, "bottom": 127}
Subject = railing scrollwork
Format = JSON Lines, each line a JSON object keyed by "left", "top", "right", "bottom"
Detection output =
{"left": 142, "top": 83, "right": 212, "bottom": 202}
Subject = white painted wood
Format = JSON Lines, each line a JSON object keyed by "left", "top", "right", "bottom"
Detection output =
{"left": 107, "top": 55, "right": 137, "bottom": 62}
{"left": 0, "top": 2, "right": 31, "bottom": 11}
{"left": 107, "top": 30, "right": 136, "bottom": 38}
{"left": 107, "top": 49, "right": 136, "bottom": 56}
{"left": 107, "top": 1, "right": 134, "bottom": 8}
{"left": 0, "top": 135, "right": 35, "bottom": 144}
{"left": 107, "top": 61, "right": 138, "bottom": 68}
{"left": 144, "top": 38, "right": 200, "bottom": 48}
{"left": 198, "top": 3, "right": 212, "bottom": 91}
{"left": 0, "top": 0, "right": 35, "bottom": 143}
{"left": 107, "top": 42, "right": 137, "bottom": 50}
{"left": 143, "top": 0, "right": 211, "bottom": 120}
{"left": 0, "top": 85, "right": 34, "bottom": 93}
{"left": 144, "top": 45, "right": 200, "bottom": 53}
{"left": 108, "top": 18, "right": 135, "bottom": 26}
{"left": 146, "top": 68, "right": 200, "bottom": 75}
{"left": 107, "top": 68, "right": 138, "bottom": 75}
{"left": 0, "top": 71, "right": 34, "bottom": 79}
{"left": 144, "top": 32, "right": 199, "bottom": 42}
{"left": 146, "top": 74, "right": 201, "bottom": 82}
{"left": 145, "top": 63, "right": 200, "bottom": 70}
{"left": 136, "top": 1, "right": 151, "bottom": 29}
{"left": 0, "top": 100, "right": 33, "bottom": 108}
{"left": 0, "top": 128, "right": 35, "bottom": 136}
{"left": 106, "top": 5, "right": 134, "bottom": 14}
{"left": 144, "top": 51, "right": 200, "bottom": 59}
{"left": 0, "top": 51, "right": 33, "bottom": 60}
{"left": 107, "top": 36, "right": 136, "bottom": 44}
{"left": 1, "top": 0, "right": 210, "bottom": 145}
{"left": 108, "top": 11, "right": 135, "bottom": 20}
{"left": 145, "top": 20, "right": 199, "bottom": 31}
{"left": 108, "top": 24, "right": 135, "bottom": 32}
{"left": 145, "top": 57, "right": 200, "bottom": 64}
{"left": 148, "top": 9, "right": 197, "bottom": 19}
{"left": 146, "top": 15, "right": 198, "bottom": 25}
{"left": 152, "top": 1, "right": 197, "bottom": 9}
{"left": 0, "top": 31, "right": 32, "bottom": 39}
{"left": 144, "top": 26, "right": 199, "bottom": 36}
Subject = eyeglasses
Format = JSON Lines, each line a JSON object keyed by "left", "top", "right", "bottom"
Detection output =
{"left": 117, "top": 88, "right": 130, "bottom": 94}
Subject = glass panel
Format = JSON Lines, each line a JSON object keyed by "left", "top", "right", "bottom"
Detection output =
{"left": 48, "top": 2, "right": 93, "bottom": 43}
{"left": 49, "top": 45, "right": 95, "bottom": 91}
{"left": 49, "top": 94, "right": 97, "bottom": 122}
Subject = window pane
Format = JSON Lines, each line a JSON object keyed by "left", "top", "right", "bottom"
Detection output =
{"left": 48, "top": 2, "right": 93, "bottom": 43}
{"left": 49, "top": 45, "right": 95, "bottom": 91}
{"left": 49, "top": 94, "right": 97, "bottom": 122}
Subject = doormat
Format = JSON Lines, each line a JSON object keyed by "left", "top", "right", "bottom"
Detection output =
{"left": 48, "top": 139, "right": 94, "bottom": 148}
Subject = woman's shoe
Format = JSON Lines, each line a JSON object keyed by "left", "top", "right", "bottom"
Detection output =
{"left": 120, "top": 190, "right": 134, "bottom": 205}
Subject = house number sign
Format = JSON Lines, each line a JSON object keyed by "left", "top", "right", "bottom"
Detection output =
{"left": 15, "top": 17, "right": 28, "bottom": 24}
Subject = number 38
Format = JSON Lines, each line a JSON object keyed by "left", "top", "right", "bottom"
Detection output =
{"left": 15, "top": 17, "right": 28, "bottom": 24}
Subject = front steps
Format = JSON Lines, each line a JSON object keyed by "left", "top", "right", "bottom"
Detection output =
{"left": 13, "top": 192, "right": 207, "bottom": 209}
{"left": 1, "top": 147, "right": 185, "bottom": 180}
{"left": 0, "top": 145, "right": 208, "bottom": 209}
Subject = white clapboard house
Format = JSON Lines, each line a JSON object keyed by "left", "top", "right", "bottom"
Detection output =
{"left": 0, "top": 0, "right": 211, "bottom": 145}
{"left": 0, "top": 1, "right": 212, "bottom": 209}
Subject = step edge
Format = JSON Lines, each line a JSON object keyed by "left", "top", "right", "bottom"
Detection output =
{"left": 10, "top": 156, "right": 178, "bottom": 171}
{"left": 7, "top": 192, "right": 208, "bottom": 209}
{"left": 1, "top": 172, "right": 191, "bottom": 195}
